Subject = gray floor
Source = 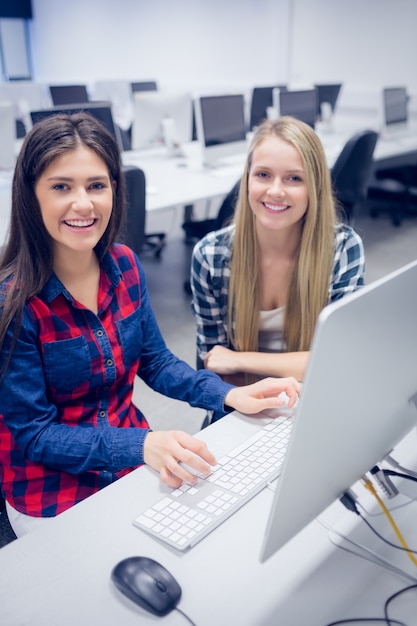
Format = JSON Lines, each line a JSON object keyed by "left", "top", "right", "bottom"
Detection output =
{"left": 1, "top": 202, "right": 416, "bottom": 548}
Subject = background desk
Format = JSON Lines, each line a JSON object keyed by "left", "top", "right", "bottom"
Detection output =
{"left": 0, "top": 411, "right": 416, "bottom": 626}
{"left": 1, "top": 117, "right": 417, "bottom": 248}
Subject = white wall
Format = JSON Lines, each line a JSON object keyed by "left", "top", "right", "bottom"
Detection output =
{"left": 4, "top": 0, "right": 416, "bottom": 108}
{"left": 27, "top": 0, "right": 290, "bottom": 93}
{"left": 290, "top": 0, "right": 417, "bottom": 107}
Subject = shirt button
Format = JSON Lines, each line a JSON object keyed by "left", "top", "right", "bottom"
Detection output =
{"left": 106, "top": 359, "right": 113, "bottom": 367}
{"left": 97, "top": 330, "right": 104, "bottom": 337}
{"left": 99, "top": 410, "right": 106, "bottom": 418}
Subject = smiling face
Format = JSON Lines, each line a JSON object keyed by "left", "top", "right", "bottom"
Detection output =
{"left": 35, "top": 144, "right": 114, "bottom": 260}
{"left": 248, "top": 135, "right": 309, "bottom": 237}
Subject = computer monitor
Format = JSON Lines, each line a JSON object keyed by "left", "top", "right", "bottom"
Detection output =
{"left": 314, "top": 83, "right": 342, "bottom": 118}
{"left": 49, "top": 84, "right": 89, "bottom": 106}
{"left": 382, "top": 86, "right": 408, "bottom": 129}
{"left": 0, "top": 80, "right": 47, "bottom": 123}
{"left": 260, "top": 259, "right": 417, "bottom": 562}
{"left": 249, "top": 85, "right": 288, "bottom": 130}
{"left": 194, "top": 93, "right": 248, "bottom": 167}
{"left": 30, "top": 102, "right": 124, "bottom": 151}
{"left": 279, "top": 88, "right": 318, "bottom": 128}
{"left": 130, "top": 81, "right": 158, "bottom": 93}
{"left": 131, "top": 90, "right": 193, "bottom": 151}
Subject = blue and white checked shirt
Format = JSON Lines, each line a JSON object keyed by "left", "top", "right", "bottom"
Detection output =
{"left": 191, "top": 223, "right": 365, "bottom": 359}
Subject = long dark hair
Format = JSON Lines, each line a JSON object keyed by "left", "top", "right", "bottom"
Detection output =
{"left": 0, "top": 112, "right": 126, "bottom": 373}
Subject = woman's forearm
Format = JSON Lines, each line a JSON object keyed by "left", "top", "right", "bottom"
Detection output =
{"left": 232, "top": 351, "right": 309, "bottom": 382}
{"left": 204, "top": 346, "right": 309, "bottom": 382}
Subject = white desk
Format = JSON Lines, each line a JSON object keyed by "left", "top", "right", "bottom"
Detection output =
{"left": 1, "top": 411, "right": 416, "bottom": 626}
{"left": 122, "top": 122, "right": 417, "bottom": 214}
{"left": 122, "top": 142, "right": 245, "bottom": 212}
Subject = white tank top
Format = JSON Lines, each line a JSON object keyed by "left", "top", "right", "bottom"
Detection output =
{"left": 258, "top": 306, "right": 285, "bottom": 352}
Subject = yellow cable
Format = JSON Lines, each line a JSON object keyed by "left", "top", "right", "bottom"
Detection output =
{"left": 362, "top": 477, "right": 417, "bottom": 568}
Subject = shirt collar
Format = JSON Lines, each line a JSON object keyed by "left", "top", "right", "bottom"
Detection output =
{"left": 39, "top": 244, "right": 123, "bottom": 304}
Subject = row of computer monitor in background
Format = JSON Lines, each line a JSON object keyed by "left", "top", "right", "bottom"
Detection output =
{"left": 46, "top": 82, "right": 342, "bottom": 143}
{"left": 1, "top": 82, "right": 411, "bottom": 170}
{"left": 49, "top": 80, "right": 159, "bottom": 107}
{"left": 30, "top": 83, "right": 345, "bottom": 166}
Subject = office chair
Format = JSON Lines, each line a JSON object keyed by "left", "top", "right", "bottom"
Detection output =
{"left": 367, "top": 162, "right": 417, "bottom": 226}
{"left": 331, "top": 129, "right": 379, "bottom": 222}
{"left": 0, "top": 496, "right": 17, "bottom": 547}
{"left": 15, "top": 119, "right": 26, "bottom": 138}
{"left": 182, "top": 178, "right": 241, "bottom": 294}
{"left": 121, "top": 165, "right": 166, "bottom": 258}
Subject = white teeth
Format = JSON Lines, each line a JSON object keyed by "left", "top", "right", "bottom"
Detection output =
{"left": 264, "top": 203, "right": 288, "bottom": 212}
{"left": 65, "top": 219, "right": 95, "bottom": 227}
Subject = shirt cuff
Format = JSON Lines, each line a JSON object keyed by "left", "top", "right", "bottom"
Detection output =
{"left": 113, "top": 427, "right": 150, "bottom": 469}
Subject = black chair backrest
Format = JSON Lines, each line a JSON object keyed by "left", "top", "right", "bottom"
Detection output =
{"left": 214, "top": 178, "right": 241, "bottom": 229}
{"left": 331, "top": 129, "right": 378, "bottom": 220}
{"left": 182, "top": 178, "right": 241, "bottom": 243}
{"left": 120, "top": 165, "right": 146, "bottom": 255}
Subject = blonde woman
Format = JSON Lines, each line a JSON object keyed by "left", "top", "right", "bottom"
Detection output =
{"left": 191, "top": 117, "right": 365, "bottom": 420}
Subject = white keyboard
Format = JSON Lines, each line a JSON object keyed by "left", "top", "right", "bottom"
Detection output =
{"left": 133, "top": 416, "right": 293, "bottom": 551}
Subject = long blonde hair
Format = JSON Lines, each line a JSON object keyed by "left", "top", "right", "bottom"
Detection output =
{"left": 228, "top": 116, "right": 337, "bottom": 353}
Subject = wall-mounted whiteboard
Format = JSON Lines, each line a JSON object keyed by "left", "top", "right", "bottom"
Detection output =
{"left": 0, "top": 18, "right": 31, "bottom": 80}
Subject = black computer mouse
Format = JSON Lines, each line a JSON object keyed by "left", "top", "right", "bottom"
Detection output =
{"left": 111, "top": 556, "right": 182, "bottom": 617}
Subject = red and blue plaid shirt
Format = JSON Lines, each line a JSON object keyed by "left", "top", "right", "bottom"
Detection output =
{"left": 0, "top": 243, "right": 232, "bottom": 517}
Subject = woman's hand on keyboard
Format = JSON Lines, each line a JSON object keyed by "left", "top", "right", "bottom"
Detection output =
{"left": 143, "top": 430, "right": 217, "bottom": 488}
{"left": 224, "top": 376, "right": 301, "bottom": 414}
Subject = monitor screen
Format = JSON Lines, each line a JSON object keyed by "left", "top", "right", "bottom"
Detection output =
{"left": 383, "top": 86, "right": 408, "bottom": 126}
{"left": 279, "top": 89, "right": 318, "bottom": 128}
{"left": 49, "top": 85, "right": 89, "bottom": 106}
{"left": 131, "top": 81, "right": 158, "bottom": 93}
{"left": 194, "top": 94, "right": 247, "bottom": 167}
{"left": 314, "top": 83, "right": 342, "bottom": 116}
{"left": 30, "top": 102, "right": 124, "bottom": 151}
{"left": 249, "top": 85, "right": 287, "bottom": 130}
{"left": 131, "top": 90, "right": 193, "bottom": 150}
{"left": 260, "top": 259, "right": 417, "bottom": 562}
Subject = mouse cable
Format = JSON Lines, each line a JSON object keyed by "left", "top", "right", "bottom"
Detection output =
{"left": 174, "top": 606, "right": 197, "bottom": 626}
{"left": 318, "top": 517, "right": 417, "bottom": 583}
{"left": 324, "top": 585, "right": 417, "bottom": 626}
{"left": 340, "top": 486, "right": 417, "bottom": 567}
{"left": 384, "top": 583, "right": 417, "bottom": 623}
{"left": 324, "top": 617, "right": 406, "bottom": 625}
